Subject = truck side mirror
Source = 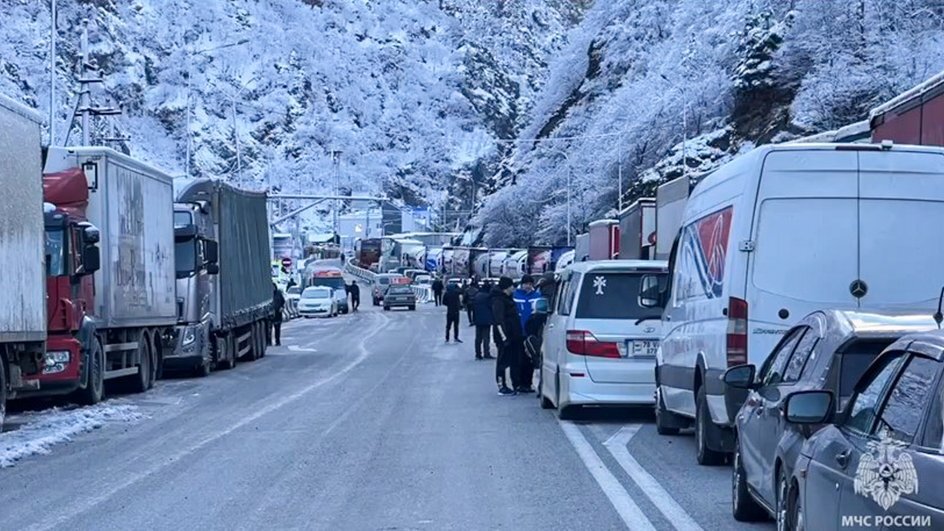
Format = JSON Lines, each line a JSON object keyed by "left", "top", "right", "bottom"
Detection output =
{"left": 79, "top": 222, "right": 100, "bottom": 244}
{"left": 81, "top": 245, "right": 100, "bottom": 275}
{"left": 205, "top": 263, "right": 220, "bottom": 275}
{"left": 204, "top": 240, "right": 219, "bottom": 264}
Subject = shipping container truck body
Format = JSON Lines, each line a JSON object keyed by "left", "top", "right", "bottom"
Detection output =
{"left": 588, "top": 219, "right": 619, "bottom": 260}
{"left": 870, "top": 71, "right": 944, "bottom": 146}
{"left": 618, "top": 198, "right": 656, "bottom": 260}
{"left": 0, "top": 96, "right": 47, "bottom": 428}
{"left": 655, "top": 177, "right": 693, "bottom": 260}
{"left": 169, "top": 179, "right": 273, "bottom": 375}
{"left": 355, "top": 238, "right": 382, "bottom": 269}
{"left": 470, "top": 248, "right": 489, "bottom": 278}
{"left": 38, "top": 146, "right": 177, "bottom": 398}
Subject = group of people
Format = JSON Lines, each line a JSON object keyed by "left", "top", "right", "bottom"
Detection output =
{"left": 434, "top": 272, "right": 556, "bottom": 396}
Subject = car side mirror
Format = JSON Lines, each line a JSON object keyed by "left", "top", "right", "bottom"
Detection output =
{"left": 204, "top": 239, "right": 220, "bottom": 265}
{"left": 205, "top": 263, "right": 220, "bottom": 275}
{"left": 638, "top": 274, "right": 662, "bottom": 308}
{"left": 80, "top": 244, "right": 100, "bottom": 275}
{"left": 722, "top": 364, "right": 757, "bottom": 389}
{"left": 784, "top": 391, "right": 834, "bottom": 425}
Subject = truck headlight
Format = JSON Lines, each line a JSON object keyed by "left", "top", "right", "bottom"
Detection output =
{"left": 45, "top": 350, "right": 71, "bottom": 365}
{"left": 182, "top": 327, "right": 197, "bottom": 346}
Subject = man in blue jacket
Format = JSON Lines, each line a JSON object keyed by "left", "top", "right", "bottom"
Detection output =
{"left": 513, "top": 275, "right": 542, "bottom": 392}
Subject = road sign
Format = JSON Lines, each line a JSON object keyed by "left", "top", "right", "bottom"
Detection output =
{"left": 281, "top": 257, "right": 293, "bottom": 269}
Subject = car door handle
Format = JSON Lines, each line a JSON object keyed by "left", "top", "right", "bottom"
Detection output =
{"left": 835, "top": 449, "right": 850, "bottom": 469}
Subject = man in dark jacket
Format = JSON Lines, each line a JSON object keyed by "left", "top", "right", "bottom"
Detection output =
{"left": 271, "top": 284, "right": 285, "bottom": 346}
{"left": 464, "top": 280, "right": 479, "bottom": 326}
{"left": 471, "top": 286, "right": 494, "bottom": 360}
{"left": 492, "top": 277, "right": 522, "bottom": 395}
{"left": 348, "top": 280, "right": 360, "bottom": 312}
{"left": 443, "top": 283, "right": 463, "bottom": 343}
{"left": 537, "top": 271, "right": 558, "bottom": 311}
{"left": 431, "top": 277, "right": 445, "bottom": 306}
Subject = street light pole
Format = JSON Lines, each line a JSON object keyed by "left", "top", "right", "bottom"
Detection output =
{"left": 49, "top": 0, "right": 56, "bottom": 146}
{"left": 544, "top": 145, "right": 572, "bottom": 246}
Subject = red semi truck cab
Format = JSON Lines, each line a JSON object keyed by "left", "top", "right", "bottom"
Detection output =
{"left": 36, "top": 168, "right": 101, "bottom": 393}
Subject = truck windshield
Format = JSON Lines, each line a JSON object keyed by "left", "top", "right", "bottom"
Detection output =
{"left": 175, "top": 239, "right": 197, "bottom": 278}
{"left": 310, "top": 277, "right": 345, "bottom": 290}
{"left": 45, "top": 229, "right": 67, "bottom": 276}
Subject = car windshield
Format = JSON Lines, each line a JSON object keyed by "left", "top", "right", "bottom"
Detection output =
{"left": 388, "top": 286, "right": 412, "bottom": 294}
{"left": 378, "top": 276, "right": 391, "bottom": 285}
{"left": 575, "top": 272, "right": 667, "bottom": 319}
{"left": 175, "top": 238, "right": 197, "bottom": 277}
{"left": 302, "top": 288, "right": 331, "bottom": 299}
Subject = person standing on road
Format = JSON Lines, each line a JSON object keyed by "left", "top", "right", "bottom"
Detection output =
{"left": 492, "top": 277, "right": 523, "bottom": 396}
{"left": 537, "top": 271, "right": 558, "bottom": 310}
{"left": 512, "top": 275, "right": 541, "bottom": 393}
{"left": 443, "top": 283, "right": 463, "bottom": 343}
{"left": 471, "top": 284, "right": 494, "bottom": 360}
{"left": 349, "top": 280, "right": 360, "bottom": 312}
{"left": 464, "top": 280, "right": 479, "bottom": 327}
{"left": 271, "top": 283, "right": 285, "bottom": 346}
{"left": 432, "top": 276, "right": 445, "bottom": 306}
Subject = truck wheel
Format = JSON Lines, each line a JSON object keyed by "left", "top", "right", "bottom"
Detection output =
{"left": 256, "top": 322, "right": 267, "bottom": 359}
{"left": 76, "top": 338, "right": 105, "bottom": 405}
{"left": 0, "top": 356, "right": 7, "bottom": 433}
{"left": 194, "top": 358, "right": 211, "bottom": 378}
{"left": 216, "top": 335, "right": 234, "bottom": 370}
{"left": 409, "top": 305, "right": 416, "bottom": 311}
{"left": 148, "top": 336, "right": 159, "bottom": 388}
{"left": 129, "top": 339, "right": 150, "bottom": 393}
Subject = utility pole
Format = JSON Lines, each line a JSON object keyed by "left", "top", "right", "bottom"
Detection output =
{"left": 49, "top": 0, "right": 56, "bottom": 146}
{"left": 331, "top": 150, "right": 342, "bottom": 239}
{"left": 231, "top": 98, "right": 242, "bottom": 182}
{"left": 79, "top": 21, "right": 91, "bottom": 146}
{"left": 567, "top": 166, "right": 572, "bottom": 247}
{"left": 617, "top": 133, "right": 623, "bottom": 212}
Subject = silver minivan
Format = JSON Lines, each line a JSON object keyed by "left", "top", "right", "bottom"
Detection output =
{"left": 539, "top": 260, "right": 668, "bottom": 419}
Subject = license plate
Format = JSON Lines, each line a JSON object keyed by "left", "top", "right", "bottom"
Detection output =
{"left": 627, "top": 340, "right": 658, "bottom": 358}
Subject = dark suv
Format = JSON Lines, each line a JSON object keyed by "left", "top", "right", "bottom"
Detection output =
{"left": 723, "top": 310, "right": 937, "bottom": 528}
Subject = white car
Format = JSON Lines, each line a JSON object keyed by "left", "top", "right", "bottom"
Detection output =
{"left": 656, "top": 142, "right": 944, "bottom": 465}
{"left": 539, "top": 260, "right": 668, "bottom": 419}
{"left": 297, "top": 286, "right": 338, "bottom": 318}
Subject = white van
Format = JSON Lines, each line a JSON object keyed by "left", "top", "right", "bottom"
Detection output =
{"left": 653, "top": 143, "right": 944, "bottom": 465}
{"left": 540, "top": 260, "right": 669, "bottom": 418}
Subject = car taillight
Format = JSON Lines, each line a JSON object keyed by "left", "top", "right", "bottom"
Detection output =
{"left": 566, "top": 330, "right": 621, "bottom": 359}
{"left": 726, "top": 297, "right": 748, "bottom": 366}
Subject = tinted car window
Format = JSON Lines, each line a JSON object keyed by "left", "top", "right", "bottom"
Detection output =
{"left": 784, "top": 331, "right": 819, "bottom": 383}
{"left": 831, "top": 340, "right": 895, "bottom": 410}
{"left": 759, "top": 327, "right": 805, "bottom": 386}
{"left": 874, "top": 356, "right": 939, "bottom": 443}
{"left": 558, "top": 276, "right": 580, "bottom": 317}
{"left": 845, "top": 352, "right": 906, "bottom": 435}
{"left": 575, "top": 272, "right": 667, "bottom": 320}
{"left": 922, "top": 384, "right": 944, "bottom": 450}
{"left": 378, "top": 277, "right": 391, "bottom": 285}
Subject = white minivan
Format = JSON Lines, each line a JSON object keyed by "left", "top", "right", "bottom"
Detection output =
{"left": 654, "top": 142, "right": 944, "bottom": 465}
{"left": 539, "top": 260, "right": 668, "bottom": 419}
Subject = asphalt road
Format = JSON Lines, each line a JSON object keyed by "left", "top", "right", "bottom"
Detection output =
{"left": 0, "top": 286, "right": 776, "bottom": 531}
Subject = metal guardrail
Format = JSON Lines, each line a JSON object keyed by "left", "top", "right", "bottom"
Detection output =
{"left": 411, "top": 285, "right": 432, "bottom": 303}
{"left": 283, "top": 298, "right": 300, "bottom": 320}
{"left": 344, "top": 259, "right": 377, "bottom": 285}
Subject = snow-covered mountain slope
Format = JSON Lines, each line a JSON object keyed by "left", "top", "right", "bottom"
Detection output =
{"left": 0, "top": 0, "right": 584, "bottom": 224}
{"left": 478, "top": 0, "right": 944, "bottom": 246}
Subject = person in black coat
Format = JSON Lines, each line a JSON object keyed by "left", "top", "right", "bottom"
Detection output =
{"left": 271, "top": 284, "right": 285, "bottom": 346}
{"left": 431, "top": 277, "right": 445, "bottom": 306}
{"left": 464, "top": 280, "right": 479, "bottom": 326}
{"left": 443, "top": 283, "right": 463, "bottom": 343}
{"left": 348, "top": 280, "right": 360, "bottom": 312}
{"left": 492, "top": 277, "right": 522, "bottom": 395}
{"left": 471, "top": 286, "right": 494, "bottom": 360}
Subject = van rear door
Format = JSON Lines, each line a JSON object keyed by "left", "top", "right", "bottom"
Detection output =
{"left": 857, "top": 149, "right": 944, "bottom": 308}
{"left": 748, "top": 150, "right": 860, "bottom": 362}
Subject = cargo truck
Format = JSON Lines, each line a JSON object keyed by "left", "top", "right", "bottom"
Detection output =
{"left": 488, "top": 249, "right": 510, "bottom": 277}
{"left": 38, "top": 146, "right": 178, "bottom": 400}
{"left": 655, "top": 176, "right": 692, "bottom": 260}
{"left": 588, "top": 219, "right": 619, "bottom": 260}
{"left": 169, "top": 179, "right": 272, "bottom": 376}
{"left": 354, "top": 238, "right": 382, "bottom": 270}
{"left": 452, "top": 247, "right": 471, "bottom": 279}
{"left": 0, "top": 96, "right": 48, "bottom": 429}
{"left": 618, "top": 198, "right": 656, "bottom": 260}
{"left": 470, "top": 248, "right": 489, "bottom": 278}
{"left": 527, "top": 247, "right": 552, "bottom": 275}
{"left": 870, "top": 70, "right": 944, "bottom": 146}
{"left": 503, "top": 250, "right": 528, "bottom": 279}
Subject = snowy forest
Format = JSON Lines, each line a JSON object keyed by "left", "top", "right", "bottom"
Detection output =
{"left": 2, "top": 0, "right": 943, "bottom": 243}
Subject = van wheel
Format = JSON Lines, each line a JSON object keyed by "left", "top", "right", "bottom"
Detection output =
{"left": 655, "top": 391, "right": 680, "bottom": 436}
{"left": 540, "top": 367, "right": 554, "bottom": 410}
{"left": 696, "top": 386, "right": 725, "bottom": 466}
{"left": 76, "top": 338, "right": 105, "bottom": 405}
{"left": 733, "top": 436, "right": 767, "bottom": 521}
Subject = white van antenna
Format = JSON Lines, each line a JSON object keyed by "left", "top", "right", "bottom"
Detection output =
{"left": 934, "top": 287, "right": 944, "bottom": 329}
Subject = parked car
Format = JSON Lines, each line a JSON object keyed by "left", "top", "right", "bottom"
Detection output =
{"left": 656, "top": 143, "right": 944, "bottom": 466}
{"left": 403, "top": 269, "right": 427, "bottom": 282}
{"left": 286, "top": 286, "right": 302, "bottom": 304}
{"left": 298, "top": 286, "right": 338, "bottom": 318}
{"left": 783, "top": 329, "right": 944, "bottom": 530}
{"left": 539, "top": 260, "right": 668, "bottom": 419}
{"left": 309, "top": 268, "right": 349, "bottom": 314}
{"left": 722, "top": 310, "right": 938, "bottom": 526}
{"left": 373, "top": 273, "right": 401, "bottom": 305}
{"left": 383, "top": 285, "right": 417, "bottom": 311}
{"left": 414, "top": 274, "right": 432, "bottom": 286}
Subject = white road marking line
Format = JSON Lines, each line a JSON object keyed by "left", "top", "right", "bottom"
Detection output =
{"left": 286, "top": 345, "right": 318, "bottom": 353}
{"left": 26, "top": 317, "right": 390, "bottom": 531}
{"left": 559, "top": 421, "right": 656, "bottom": 531}
{"left": 604, "top": 425, "right": 703, "bottom": 531}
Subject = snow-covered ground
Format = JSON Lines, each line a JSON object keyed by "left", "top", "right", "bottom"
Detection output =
{"left": 0, "top": 401, "right": 143, "bottom": 468}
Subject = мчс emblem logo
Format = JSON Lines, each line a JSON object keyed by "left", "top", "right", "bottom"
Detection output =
{"left": 853, "top": 430, "right": 918, "bottom": 510}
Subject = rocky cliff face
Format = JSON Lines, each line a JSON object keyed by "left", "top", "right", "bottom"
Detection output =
{"left": 0, "top": 0, "right": 585, "bottom": 231}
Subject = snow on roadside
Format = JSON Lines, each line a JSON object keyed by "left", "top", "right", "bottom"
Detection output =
{"left": 0, "top": 401, "right": 143, "bottom": 468}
